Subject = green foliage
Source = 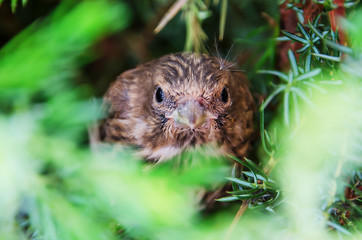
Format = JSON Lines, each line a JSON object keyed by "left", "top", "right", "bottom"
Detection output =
{"left": 280, "top": 15, "right": 352, "bottom": 68}
{"left": 0, "top": 0, "right": 28, "bottom": 12}
{"left": 218, "top": 156, "right": 281, "bottom": 209}
{"left": 258, "top": 50, "right": 327, "bottom": 125}
{"left": 258, "top": 8, "right": 354, "bottom": 125}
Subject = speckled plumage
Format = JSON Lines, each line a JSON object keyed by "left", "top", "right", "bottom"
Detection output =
{"left": 99, "top": 52, "right": 254, "bottom": 161}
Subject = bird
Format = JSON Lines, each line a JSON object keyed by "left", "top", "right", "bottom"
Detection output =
{"left": 98, "top": 52, "right": 255, "bottom": 162}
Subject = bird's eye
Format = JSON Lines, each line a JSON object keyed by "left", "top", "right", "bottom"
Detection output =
{"left": 221, "top": 87, "right": 229, "bottom": 103}
{"left": 155, "top": 87, "right": 165, "bottom": 103}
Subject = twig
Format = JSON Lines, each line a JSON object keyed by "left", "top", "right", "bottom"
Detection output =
{"left": 154, "top": 0, "right": 188, "bottom": 34}
{"left": 224, "top": 201, "right": 249, "bottom": 240}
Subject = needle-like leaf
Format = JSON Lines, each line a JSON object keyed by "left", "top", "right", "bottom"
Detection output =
{"left": 291, "top": 90, "right": 300, "bottom": 125}
{"left": 225, "top": 177, "right": 255, "bottom": 188}
{"left": 296, "top": 43, "right": 310, "bottom": 53}
{"left": 296, "top": 68, "right": 321, "bottom": 81}
{"left": 305, "top": 53, "right": 311, "bottom": 72}
{"left": 290, "top": 87, "right": 317, "bottom": 110}
{"left": 308, "top": 20, "right": 324, "bottom": 39}
{"left": 312, "top": 53, "right": 341, "bottom": 62}
{"left": 216, "top": 196, "right": 239, "bottom": 202}
{"left": 288, "top": 49, "right": 299, "bottom": 77}
{"left": 297, "top": 23, "right": 310, "bottom": 40}
{"left": 284, "top": 90, "right": 290, "bottom": 126}
{"left": 325, "top": 40, "right": 353, "bottom": 54}
{"left": 243, "top": 172, "right": 267, "bottom": 182}
{"left": 281, "top": 30, "right": 308, "bottom": 44}
{"left": 257, "top": 70, "right": 289, "bottom": 82}
{"left": 260, "top": 85, "right": 287, "bottom": 110}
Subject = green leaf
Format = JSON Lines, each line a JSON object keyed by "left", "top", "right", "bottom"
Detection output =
{"left": 304, "top": 53, "right": 311, "bottom": 72}
{"left": 264, "top": 130, "right": 272, "bottom": 147}
{"left": 227, "top": 156, "right": 258, "bottom": 182}
{"left": 231, "top": 164, "right": 237, "bottom": 178}
{"left": 292, "top": 90, "right": 300, "bottom": 124}
{"left": 290, "top": 87, "right": 317, "bottom": 110}
{"left": 260, "top": 108, "right": 272, "bottom": 156}
{"left": 288, "top": 71, "right": 293, "bottom": 83}
{"left": 262, "top": 191, "right": 282, "bottom": 207}
{"left": 312, "top": 46, "right": 320, "bottom": 55}
{"left": 296, "top": 43, "right": 310, "bottom": 53}
{"left": 216, "top": 196, "right": 239, "bottom": 202}
{"left": 326, "top": 221, "right": 352, "bottom": 235}
{"left": 225, "top": 177, "right": 255, "bottom": 188}
{"left": 235, "top": 189, "right": 269, "bottom": 200}
{"left": 260, "top": 85, "right": 287, "bottom": 110}
{"left": 311, "top": 53, "right": 341, "bottom": 62}
{"left": 0, "top": 1, "right": 130, "bottom": 91}
{"left": 227, "top": 188, "right": 260, "bottom": 195}
{"left": 243, "top": 158, "right": 268, "bottom": 180}
{"left": 281, "top": 30, "right": 308, "bottom": 44}
{"left": 257, "top": 70, "right": 289, "bottom": 82}
{"left": 243, "top": 172, "right": 267, "bottom": 182}
{"left": 288, "top": 49, "right": 299, "bottom": 77}
{"left": 313, "top": 14, "right": 321, "bottom": 28}
{"left": 11, "top": 0, "right": 18, "bottom": 12}
{"left": 276, "top": 36, "right": 291, "bottom": 41}
{"left": 312, "top": 36, "right": 320, "bottom": 43}
{"left": 345, "top": 1, "right": 360, "bottom": 8}
{"left": 325, "top": 40, "right": 353, "bottom": 54}
{"left": 297, "top": 23, "right": 310, "bottom": 40}
{"left": 264, "top": 180, "right": 279, "bottom": 190}
{"left": 308, "top": 20, "right": 324, "bottom": 39}
{"left": 296, "top": 68, "right": 321, "bottom": 81}
{"left": 296, "top": 11, "right": 304, "bottom": 24}
{"left": 284, "top": 90, "right": 290, "bottom": 126}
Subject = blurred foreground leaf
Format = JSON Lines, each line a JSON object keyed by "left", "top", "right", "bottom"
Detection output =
{"left": 0, "top": 0, "right": 130, "bottom": 108}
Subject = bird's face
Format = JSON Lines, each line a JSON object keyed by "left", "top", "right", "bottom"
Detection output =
{"left": 151, "top": 67, "right": 231, "bottom": 132}
{"left": 102, "top": 53, "right": 254, "bottom": 161}
{"left": 141, "top": 53, "right": 240, "bottom": 159}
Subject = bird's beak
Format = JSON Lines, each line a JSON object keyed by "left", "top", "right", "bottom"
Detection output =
{"left": 167, "top": 100, "right": 217, "bottom": 129}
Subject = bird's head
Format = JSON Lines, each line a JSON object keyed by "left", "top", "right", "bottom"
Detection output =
{"left": 143, "top": 53, "right": 247, "bottom": 158}
{"left": 102, "top": 53, "right": 254, "bottom": 161}
{"left": 151, "top": 61, "right": 232, "bottom": 129}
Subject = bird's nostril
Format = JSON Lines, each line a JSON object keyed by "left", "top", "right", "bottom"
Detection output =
{"left": 198, "top": 98, "right": 206, "bottom": 107}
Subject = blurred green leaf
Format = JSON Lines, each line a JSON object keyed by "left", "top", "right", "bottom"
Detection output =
{"left": 296, "top": 68, "right": 321, "bottom": 81}
{"left": 281, "top": 30, "right": 308, "bottom": 44}
{"left": 0, "top": 0, "right": 130, "bottom": 101}
{"left": 312, "top": 53, "right": 341, "bottom": 62}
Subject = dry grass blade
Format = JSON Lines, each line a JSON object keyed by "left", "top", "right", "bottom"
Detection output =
{"left": 154, "top": 0, "right": 188, "bottom": 34}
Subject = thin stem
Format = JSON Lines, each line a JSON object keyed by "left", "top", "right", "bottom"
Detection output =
{"left": 224, "top": 201, "right": 248, "bottom": 240}
{"left": 225, "top": 154, "right": 278, "bottom": 238}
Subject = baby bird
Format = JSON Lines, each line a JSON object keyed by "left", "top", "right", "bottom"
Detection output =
{"left": 99, "top": 52, "right": 254, "bottom": 162}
